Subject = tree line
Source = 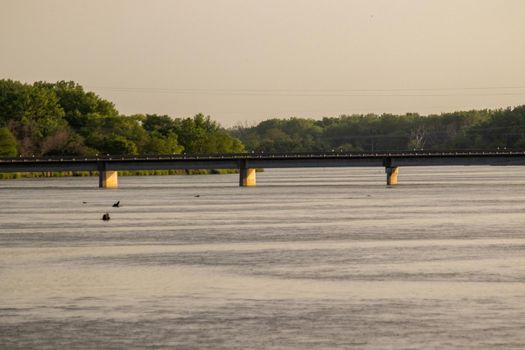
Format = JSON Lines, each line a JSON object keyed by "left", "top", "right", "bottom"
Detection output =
{"left": 231, "top": 106, "right": 525, "bottom": 153}
{"left": 0, "top": 80, "right": 244, "bottom": 157}
{"left": 1, "top": 79, "right": 525, "bottom": 157}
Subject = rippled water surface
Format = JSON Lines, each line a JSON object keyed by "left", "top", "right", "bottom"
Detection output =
{"left": 1, "top": 167, "right": 525, "bottom": 349}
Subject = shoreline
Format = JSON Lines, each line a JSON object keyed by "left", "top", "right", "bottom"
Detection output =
{"left": 0, "top": 169, "right": 241, "bottom": 180}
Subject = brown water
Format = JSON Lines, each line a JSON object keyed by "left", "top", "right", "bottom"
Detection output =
{"left": 1, "top": 167, "right": 525, "bottom": 349}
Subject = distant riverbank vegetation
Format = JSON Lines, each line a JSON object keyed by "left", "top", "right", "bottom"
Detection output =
{"left": 1, "top": 79, "right": 525, "bottom": 162}
{"left": 0, "top": 79, "right": 244, "bottom": 159}
{"left": 232, "top": 105, "right": 525, "bottom": 153}
{"left": 0, "top": 169, "right": 234, "bottom": 180}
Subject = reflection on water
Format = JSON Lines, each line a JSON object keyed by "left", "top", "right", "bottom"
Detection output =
{"left": 1, "top": 167, "right": 525, "bottom": 349}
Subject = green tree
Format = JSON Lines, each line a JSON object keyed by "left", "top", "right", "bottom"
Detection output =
{"left": 0, "top": 80, "right": 67, "bottom": 155}
{"left": 142, "top": 114, "right": 184, "bottom": 154}
{"left": 0, "top": 127, "right": 18, "bottom": 156}
{"left": 34, "top": 81, "right": 119, "bottom": 131}
{"left": 100, "top": 134, "right": 139, "bottom": 155}
{"left": 83, "top": 115, "right": 147, "bottom": 155}
{"left": 468, "top": 106, "right": 525, "bottom": 149}
{"left": 143, "top": 114, "right": 178, "bottom": 137}
{"left": 143, "top": 134, "right": 184, "bottom": 154}
{"left": 174, "top": 114, "right": 244, "bottom": 154}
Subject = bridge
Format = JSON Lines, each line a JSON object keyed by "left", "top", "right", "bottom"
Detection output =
{"left": 1, "top": 151, "right": 525, "bottom": 188}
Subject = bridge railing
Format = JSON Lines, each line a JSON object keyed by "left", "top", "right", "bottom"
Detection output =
{"left": 1, "top": 150, "right": 525, "bottom": 163}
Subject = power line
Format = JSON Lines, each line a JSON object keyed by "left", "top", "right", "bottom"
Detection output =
{"left": 87, "top": 85, "right": 525, "bottom": 92}
{"left": 86, "top": 85, "right": 525, "bottom": 98}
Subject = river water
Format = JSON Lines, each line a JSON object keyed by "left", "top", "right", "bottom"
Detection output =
{"left": 1, "top": 167, "right": 524, "bottom": 349}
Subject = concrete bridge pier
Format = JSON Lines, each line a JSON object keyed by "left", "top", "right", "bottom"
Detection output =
{"left": 99, "top": 170, "right": 118, "bottom": 188}
{"left": 385, "top": 166, "right": 399, "bottom": 186}
{"left": 239, "top": 160, "right": 256, "bottom": 187}
{"left": 98, "top": 162, "right": 118, "bottom": 188}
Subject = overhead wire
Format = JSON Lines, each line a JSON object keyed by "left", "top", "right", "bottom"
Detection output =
{"left": 86, "top": 85, "right": 525, "bottom": 98}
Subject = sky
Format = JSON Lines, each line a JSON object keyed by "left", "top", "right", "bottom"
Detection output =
{"left": 1, "top": 0, "right": 524, "bottom": 126}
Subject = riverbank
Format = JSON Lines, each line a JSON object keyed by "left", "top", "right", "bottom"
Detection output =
{"left": 0, "top": 169, "right": 240, "bottom": 180}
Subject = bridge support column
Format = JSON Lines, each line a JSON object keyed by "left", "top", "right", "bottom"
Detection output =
{"left": 239, "top": 160, "right": 256, "bottom": 187}
{"left": 385, "top": 166, "right": 399, "bottom": 186}
{"left": 99, "top": 170, "right": 118, "bottom": 188}
{"left": 239, "top": 168, "right": 256, "bottom": 187}
{"left": 98, "top": 162, "right": 118, "bottom": 188}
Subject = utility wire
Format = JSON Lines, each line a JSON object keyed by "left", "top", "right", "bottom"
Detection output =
{"left": 86, "top": 85, "right": 525, "bottom": 97}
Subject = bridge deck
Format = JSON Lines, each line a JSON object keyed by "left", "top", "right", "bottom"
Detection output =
{"left": 1, "top": 151, "right": 525, "bottom": 173}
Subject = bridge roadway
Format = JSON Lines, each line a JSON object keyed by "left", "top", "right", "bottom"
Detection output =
{"left": 1, "top": 151, "right": 525, "bottom": 188}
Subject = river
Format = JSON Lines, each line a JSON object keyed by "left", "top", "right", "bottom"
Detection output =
{"left": 1, "top": 166, "right": 524, "bottom": 349}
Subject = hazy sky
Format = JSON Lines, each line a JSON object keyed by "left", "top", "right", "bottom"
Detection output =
{"left": 1, "top": 0, "right": 524, "bottom": 126}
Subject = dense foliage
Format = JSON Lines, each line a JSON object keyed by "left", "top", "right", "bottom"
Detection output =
{"left": 0, "top": 80, "right": 244, "bottom": 157}
{"left": 232, "top": 107, "right": 525, "bottom": 153}
{"left": 1, "top": 79, "right": 524, "bottom": 157}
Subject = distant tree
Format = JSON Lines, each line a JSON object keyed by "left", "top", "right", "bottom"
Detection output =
{"left": 34, "top": 81, "right": 119, "bottom": 131}
{"left": 143, "top": 114, "right": 178, "bottom": 137}
{"left": 40, "top": 126, "right": 88, "bottom": 156}
{"left": 142, "top": 114, "right": 184, "bottom": 154}
{"left": 233, "top": 118, "right": 324, "bottom": 152}
{"left": 82, "top": 115, "right": 147, "bottom": 155}
{"left": 174, "top": 114, "right": 244, "bottom": 154}
{"left": 0, "top": 127, "right": 18, "bottom": 156}
{"left": 99, "top": 134, "right": 139, "bottom": 155}
{"left": 0, "top": 79, "right": 67, "bottom": 155}
{"left": 467, "top": 106, "right": 525, "bottom": 149}
{"left": 143, "top": 134, "right": 184, "bottom": 154}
